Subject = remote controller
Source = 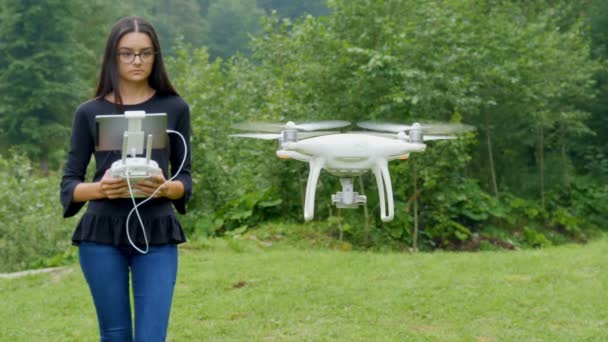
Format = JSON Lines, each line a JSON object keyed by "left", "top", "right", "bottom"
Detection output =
{"left": 110, "top": 158, "right": 161, "bottom": 179}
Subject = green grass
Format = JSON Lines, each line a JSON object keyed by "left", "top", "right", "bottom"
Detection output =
{"left": 1, "top": 235, "right": 607, "bottom": 341}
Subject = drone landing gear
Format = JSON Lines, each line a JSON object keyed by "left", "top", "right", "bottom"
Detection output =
{"left": 372, "top": 160, "right": 394, "bottom": 222}
{"left": 332, "top": 178, "right": 367, "bottom": 208}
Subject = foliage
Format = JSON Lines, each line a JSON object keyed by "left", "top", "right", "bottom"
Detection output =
{"left": 0, "top": 150, "right": 76, "bottom": 273}
{"left": 257, "top": 0, "right": 330, "bottom": 18}
{"left": 0, "top": 0, "right": 91, "bottom": 169}
{"left": 546, "top": 177, "right": 608, "bottom": 233}
{"left": 584, "top": 0, "right": 608, "bottom": 178}
{"left": 207, "top": 0, "right": 265, "bottom": 60}
{"left": 162, "top": 0, "right": 608, "bottom": 250}
{"left": 166, "top": 44, "right": 288, "bottom": 237}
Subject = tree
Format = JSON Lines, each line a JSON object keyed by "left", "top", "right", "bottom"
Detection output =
{"left": 244, "top": 0, "right": 601, "bottom": 245}
{"left": 257, "top": 0, "right": 329, "bottom": 18}
{"left": 582, "top": 0, "right": 608, "bottom": 181}
{"left": 207, "top": 0, "right": 265, "bottom": 60}
{"left": 164, "top": 0, "right": 604, "bottom": 247}
{"left": 0, "top": 0, "right": 89, "bottom": 171}
{"left": 127, "top": 0, "right": 209, "bottom": 54}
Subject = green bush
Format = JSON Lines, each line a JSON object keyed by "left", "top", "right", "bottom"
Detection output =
{"left": 0, "top": 150, "right": 76, "bottom": 272}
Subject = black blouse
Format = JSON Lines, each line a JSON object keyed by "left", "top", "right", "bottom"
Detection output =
{"left": 60, "top": 93, "right": 192, "bottom": 246}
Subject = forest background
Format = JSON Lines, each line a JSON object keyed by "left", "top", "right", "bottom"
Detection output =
{"left": 0, "top": 0, "right": 607, "bottom": 272}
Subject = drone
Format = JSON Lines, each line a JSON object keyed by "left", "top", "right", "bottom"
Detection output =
{"left": 231, "top": 120, "right": 473, "bottom": 222}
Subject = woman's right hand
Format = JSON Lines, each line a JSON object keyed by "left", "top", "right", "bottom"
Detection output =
{"left": 99, "top": 170, "right": 129, "bottom": 199}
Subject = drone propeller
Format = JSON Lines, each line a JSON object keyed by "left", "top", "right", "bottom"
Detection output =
{"left": 351, "top": 131, "right": 457, "bottom": 141}
{"left": 349, "top": 131, "right": 398, "bottom": 139}
{"left": 422, "top": 135, "right": 457, "bottom": 141}
{"left": 229, "top": 133, "right": 282, "bottom": 140}
{"left": 230, "top": 131, "right": 341, "bottom": 140}
{"left": 232, "top": 120, "right": 351, "bottom": 133}
{"left": 357, "top": 121, "right": 474, "bottom": 135}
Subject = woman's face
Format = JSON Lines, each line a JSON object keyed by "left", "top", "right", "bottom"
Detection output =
{"left": 116, "top": 32, "right": 155, "bottom": 85}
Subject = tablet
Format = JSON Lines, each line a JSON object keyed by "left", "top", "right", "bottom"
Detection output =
{"left": 95, "top": 113, "right": 167, "bottom": 151}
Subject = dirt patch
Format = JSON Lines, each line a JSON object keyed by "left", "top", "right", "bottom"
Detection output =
{"left": 0, "top": 266, "right": 71, "bottom": 280}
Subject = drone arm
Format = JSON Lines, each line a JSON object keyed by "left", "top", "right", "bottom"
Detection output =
{"left": 373, "top": 159, "right": 394, "bottom": 222}
{"left": 304, "top": 157, "right": 324, "bottom": 221}
{"left": 276, "top": 149, "right": 312, "bottom": 162}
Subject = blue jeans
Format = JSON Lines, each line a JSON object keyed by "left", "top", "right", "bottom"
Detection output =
{"left": 79, "top": 242, "right": 178, "bottom": 342}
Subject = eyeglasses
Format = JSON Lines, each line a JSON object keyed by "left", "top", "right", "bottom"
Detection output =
{"left": 117, "top": 50, "right": 157, "bottom": 64}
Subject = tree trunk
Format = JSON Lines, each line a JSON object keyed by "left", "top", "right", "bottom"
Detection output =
{"left": 358, "top": 175, "right": 370, "bottom": 245}
{"left": 411, "top": 159, "right": 419, "bottom": 253}
{"left": 561, "top": 143, "right": 572, "bottom": 206}
{"left": 485, "top": 121, "right": 499, "bottom": 198}
{"left": 538, "top": 125, "right": 545, "bottom": 210}
{"left": 338, "top": 208, "right": 343, "bottom": 241}
{"left": 40, "top": 158, "right": 49, "bottom": 177}
{"left": 298, "top": 168, "right": 306, "bottom": 212}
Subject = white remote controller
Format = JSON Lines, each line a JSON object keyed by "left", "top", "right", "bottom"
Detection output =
{"left": 111, "top": 158, "right": 161, "bottom": 179}
{"left": 110, "top": 110, "right": 163, "bottom": 197}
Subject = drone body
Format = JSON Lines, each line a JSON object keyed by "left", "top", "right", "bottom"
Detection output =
{"left": 279, "top": 133, "right": 427, "bottom": 175}
{"left": 231, "top": 121, "right": 472, "bottom": 222}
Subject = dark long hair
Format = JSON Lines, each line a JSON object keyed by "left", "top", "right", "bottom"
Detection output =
{"left": 95, "top": 16, "right": 178, "bottom": 105}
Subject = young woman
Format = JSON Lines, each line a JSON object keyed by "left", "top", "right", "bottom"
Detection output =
{"left": 60, "top": 16, "right": 191, "bottom": 342}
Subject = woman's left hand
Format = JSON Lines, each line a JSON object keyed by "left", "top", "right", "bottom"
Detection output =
{"left": 134, "top": 173, "right": 168, "bottom": 198}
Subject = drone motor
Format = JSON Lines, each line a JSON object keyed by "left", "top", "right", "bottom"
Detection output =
{"left": 282, "top": 129, "right": 298, "bottom": 143}
{"left": 408, "top": 123, "right": 423, "bottom": 143}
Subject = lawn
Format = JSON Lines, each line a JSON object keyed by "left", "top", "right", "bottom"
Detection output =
{"left": 1, "top": 235, "right": 606, "bottom": 341}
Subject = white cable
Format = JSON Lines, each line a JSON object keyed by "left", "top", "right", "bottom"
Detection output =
{"left": 125, "top": 129, "right": 188, "bottom": 254}
{"left": 126, "top": 175, "right": 149, "bottom": 253}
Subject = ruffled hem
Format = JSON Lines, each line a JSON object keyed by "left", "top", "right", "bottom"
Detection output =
{"left": 72, "top": 212, "right": 186, "bottom": 246}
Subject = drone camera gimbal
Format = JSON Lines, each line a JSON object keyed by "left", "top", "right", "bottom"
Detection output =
{"left": 331, "top": 178, "right": 367, "bottom": 208}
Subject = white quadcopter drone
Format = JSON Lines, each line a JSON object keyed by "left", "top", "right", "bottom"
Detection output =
{"left": 231, "top": 120, "right": 473, "bottom": 222}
